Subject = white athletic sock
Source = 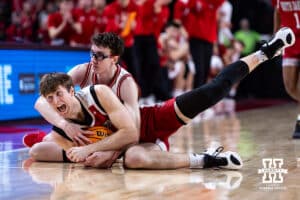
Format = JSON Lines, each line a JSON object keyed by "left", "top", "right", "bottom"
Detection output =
{"left": 229, "top": 88, "right": 236, "bottom": 97}
{"left": 254, "top": 50, "right": 269, "bottom": 63}
{"left": 297, "top": 114, "right": 300, "bottom": 121}
{"left": 189, "top": 153, "right": 204, "bottom": 168}
{"left": 173, "top": 89, "right": 184, "bottom": 97}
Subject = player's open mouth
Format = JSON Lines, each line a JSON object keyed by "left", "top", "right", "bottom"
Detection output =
{"left": 57, "top": 104, "right": 67, "bottom": 113}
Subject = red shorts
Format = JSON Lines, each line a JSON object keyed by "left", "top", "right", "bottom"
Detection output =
{"left": 139, "top": 98, "right": 184, "bottom": 150}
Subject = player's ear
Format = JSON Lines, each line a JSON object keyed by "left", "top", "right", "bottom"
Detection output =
{"left": 112, "top": 55, "right": 119, "bottom": 64}
{"left": 70, "top": 86, "right": 75, "bottom": 96}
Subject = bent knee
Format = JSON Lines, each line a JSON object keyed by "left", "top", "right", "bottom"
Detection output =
{"left": 124, "top": 147, "right": 150, "bottom": 169}
{"left": 29, "top": 142, "right": 61, "bottom": 161}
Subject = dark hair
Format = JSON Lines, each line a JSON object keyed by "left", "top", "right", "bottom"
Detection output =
{"left": 91, "top": 32, "right": 124, "bottom": 56}
{"left": 165, "top": 21, "right": 181, "bottom": 29}
{"left": 57, "top": 0, "right": 73, "bottom": 3}
{"left": 40, "top": 73, "right": 73, "bottom": 96}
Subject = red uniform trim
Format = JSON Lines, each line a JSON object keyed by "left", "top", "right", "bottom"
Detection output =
{"left": 108, "top": 65, "right": 121, "bottom": 88}
{"left": 117, "top": 74, "right": 132, "bottom": 99}
{"left": 80, "top": 63, "right": 92, "bottom": 88}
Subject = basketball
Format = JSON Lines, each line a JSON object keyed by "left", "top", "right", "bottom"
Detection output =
{"left": 86, "top": 126, "right": 113, "bottom": 143}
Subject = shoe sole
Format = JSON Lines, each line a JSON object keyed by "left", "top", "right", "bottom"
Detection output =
{"left": 274, "top": 27, "right": 295, "bottom": 48}
{"left": 292, "top": 133, "right": 300, "bottom": 139}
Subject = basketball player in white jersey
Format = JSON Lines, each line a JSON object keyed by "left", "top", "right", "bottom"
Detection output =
{"left": 25, "top": 33, "right": 140, "bottom": 162}
{"left": 39, "top": 72, "right": 242, "bottom": 170}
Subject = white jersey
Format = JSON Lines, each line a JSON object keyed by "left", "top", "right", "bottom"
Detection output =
{"left": 79, "top": 63, "right": 134, "bottom": 100}
{"left": 75, "top": 85, "right": 115, "bottom": 129}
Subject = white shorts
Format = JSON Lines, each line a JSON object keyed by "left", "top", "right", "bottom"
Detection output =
{"left": 282, "top": 57, "right": 300, "bottom": 67}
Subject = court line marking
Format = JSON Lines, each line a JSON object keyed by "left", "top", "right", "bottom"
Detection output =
{"left": 0, "top": 148, "right": 28, "bottom": 154}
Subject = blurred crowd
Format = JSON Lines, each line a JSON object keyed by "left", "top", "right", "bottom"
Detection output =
{"left": 0, "top": 0, "right": 274, "bottom": 114}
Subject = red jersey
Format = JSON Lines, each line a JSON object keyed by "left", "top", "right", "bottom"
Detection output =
{"left": 154, "top": 6, "right": 170, "bottom": 40}
{"left": 273, "top": 0, "right": 300, "bottom": 35}
{"left": 134, "top": 0, "right": 157, "bottom": 35}
{"left": 174, "top": 0, "right": 195, "bottom": 37}
{"left": 175, "top": 0, "right": 224, "bottom": 43}
{"left": 56, "top": 85, "right": 182, "bottom": 151}
{"left": 47, "top": 10, "right": 79, "bottom": 44}
{"left": 72, "top": 8, "right": 99, "bottom": 45}
{"left": 103, "top": 0, "right": 138, "bottom": 47}
{"left": 273, "top": 0, "right": 300, "bottom": 58}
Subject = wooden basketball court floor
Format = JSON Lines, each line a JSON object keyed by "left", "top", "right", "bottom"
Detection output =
{"left": 1, "top": 102, "right": 300, "bottom": 200}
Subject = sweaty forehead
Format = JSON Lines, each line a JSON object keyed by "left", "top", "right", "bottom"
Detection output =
{"left": 91, "top": 45, "right": 111, "bottom": 54}
{"left": 45, "top": 85, "right": 66, "bottom": 96}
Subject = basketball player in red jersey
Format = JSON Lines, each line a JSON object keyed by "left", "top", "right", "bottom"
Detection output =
{"left": 273, "top": 0, "right": 300, "bottom": 138}
{"left": 24, "top": 33, "right": 140, "bottom": 162}
{"left": 41, "top": 27, "right": 294, "bottom": 169}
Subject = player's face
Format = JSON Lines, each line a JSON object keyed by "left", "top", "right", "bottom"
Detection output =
{"left": 166, "top": 26, "right": 179, "bottom": 38}
{"left": 90, "top": 44, "right": 116, "bottom": 74}
{"left": 45, "top": 86, "right": 74, "bottom": 118}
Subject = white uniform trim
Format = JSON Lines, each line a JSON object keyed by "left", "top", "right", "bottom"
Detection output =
{"left": 81, "top": 64, "right": 132, "bottom": 100}
{"left": 155, "top": 139, "right": 167, "bottom": 151}
{"left": 282, "top": 58, "right": 300, "bottom": 67}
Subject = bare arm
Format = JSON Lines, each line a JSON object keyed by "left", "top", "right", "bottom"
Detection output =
{"left": 34, "top": 96, "right": 68, "bottom": 129}
{"left": 48, "top": 12, "right": 81, "bottom": 39}
{"left": 119, "top": 77, "right": 141, "bottom": 130}
{"left": 48, "top": 21, "right": 68, "bottom": 39}
{"left": 169, "top": 41, "right": 189, "bottom": 61}
{"left": 88, "top": 85, "right": 139, "bottom": 150}
{"left": 273, "top": 8, "right": 281, "bottom": 33}
{"left": 67, "top": 63, "right": 88, "bottom": 86}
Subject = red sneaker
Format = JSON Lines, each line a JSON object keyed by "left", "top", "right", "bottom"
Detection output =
{"left": 22, "top": 131, "right": 47, "bottom": 148}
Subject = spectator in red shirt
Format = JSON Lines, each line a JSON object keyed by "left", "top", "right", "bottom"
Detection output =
{"left": 47, "top": 0, "right": 81, "bottom": 46}
{"left": 174, "top": 0, "right": 224, "bottom": 88}
{"left": 103, "top": 0, "right": 140, "bottom": 84}
{"left": 12, "top": 0, "right": 24, "bottom": 12}
{"left": 37, "top": 1, "right": 56, "bottom": 44}
{"left": 133, "top": 0, "right": 171, "bottom": 104}
{"left": 93, "top": 0, "right": 107, "bottom": 33}
{"left": 153, "top": 4, "right": 169, "bottom": 40}
{"left": 71, "top": 0, "right": 99, "bottom": 47}
{"left": 6, "top": 0, "right": 36, "bottom": 42}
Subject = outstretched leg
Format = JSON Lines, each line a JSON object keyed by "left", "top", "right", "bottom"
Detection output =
{"left": 121, "top": 27, "right": 295, "bottom": 171}
{"left": 124, "top": 143, "right": 243, "bottom": 170}
{"left": 175, "top": 27, "right": 295, "bottom": 123}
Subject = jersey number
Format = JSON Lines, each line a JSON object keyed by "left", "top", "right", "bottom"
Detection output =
{"left": 294, "top": 13, "right": 300, "bottom": 29}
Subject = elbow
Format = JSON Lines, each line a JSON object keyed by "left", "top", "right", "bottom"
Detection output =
{"left": 34, "top": 99, "right": 42, "bottom": 111}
